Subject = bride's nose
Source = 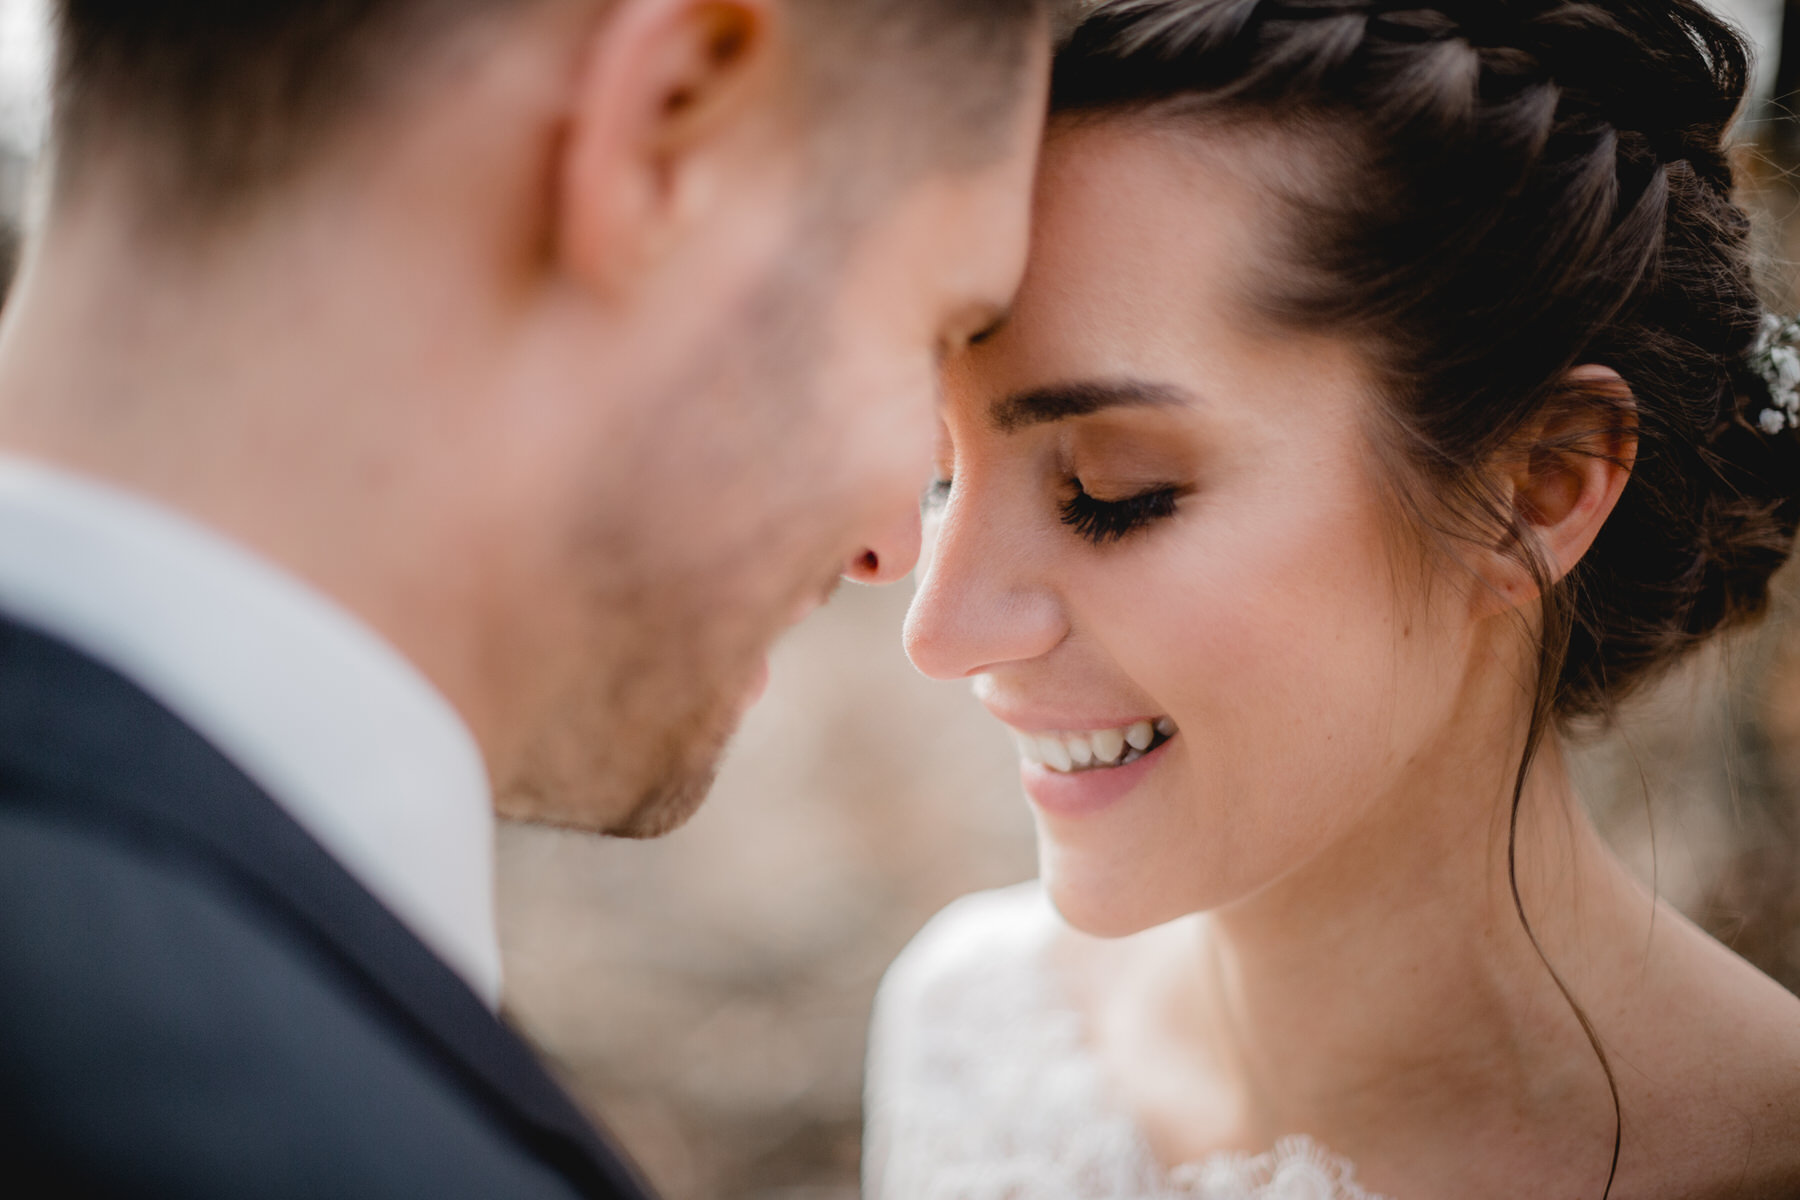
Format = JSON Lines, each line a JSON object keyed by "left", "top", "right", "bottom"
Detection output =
{"left": 904, "top": 497, "right": 1066, "bottom": 680}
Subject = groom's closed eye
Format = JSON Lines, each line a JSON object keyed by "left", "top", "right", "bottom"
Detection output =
{"left": 990, "top": 380, "right": 1195, "bottom": 433}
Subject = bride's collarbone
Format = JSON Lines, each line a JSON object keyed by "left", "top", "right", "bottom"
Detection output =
{"left": 1049, "top": 906, "right": 1800, "bottom": 1200}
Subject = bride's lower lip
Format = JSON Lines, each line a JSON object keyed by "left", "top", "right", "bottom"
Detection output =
{"left": 1020, "top": 736, "right": 1172, "bottom": 819}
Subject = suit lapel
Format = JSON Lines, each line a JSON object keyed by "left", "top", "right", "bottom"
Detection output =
{"left": 0, "top": 617, "right": 656, "bottom": 1199}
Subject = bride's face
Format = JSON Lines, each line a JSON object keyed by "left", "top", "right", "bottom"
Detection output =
{"left": 906, "top": 119, "right": 1484, "bottom": 937}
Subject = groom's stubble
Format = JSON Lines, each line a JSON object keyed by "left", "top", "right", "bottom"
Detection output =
{"left": 497, "top": 236, "right": 843, "bottom": 838}
{"left": 493, "top": 76, "right": 1052, "bottom": 838}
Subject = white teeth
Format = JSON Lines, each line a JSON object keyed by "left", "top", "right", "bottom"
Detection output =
{"left": 1015, "top": 718, "right": 1178, "bottom": 774}
{"left": 1090, "top": 727, "right": 1126, "bottom": 764}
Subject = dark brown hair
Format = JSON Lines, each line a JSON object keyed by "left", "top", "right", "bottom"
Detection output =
{"left": 49, "top": 0, "right": 1046, "bottom": 216}
{"left": 1052, "top": 1, "right": 1800, "bottom": 1192}
{"left": 1054, "top": 0, "right": 1800, "bottom": 723}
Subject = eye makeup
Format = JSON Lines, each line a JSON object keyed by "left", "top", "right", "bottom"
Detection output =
{"left": 1060, "top": 482, "right": 1183, "bottom": 544}
{"left": 1053, "top": 411, "right": 1199, "bottom": 546}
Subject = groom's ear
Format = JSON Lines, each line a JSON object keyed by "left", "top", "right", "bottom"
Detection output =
{"left": 554, "top": 0, "right": 786, "bottom": 295}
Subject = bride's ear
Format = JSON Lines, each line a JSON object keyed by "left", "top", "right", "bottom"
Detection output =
{"left": 1470, "top": 364, "right": 1638, "bottom": 617}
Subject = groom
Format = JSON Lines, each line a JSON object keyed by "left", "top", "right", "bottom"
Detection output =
{"left": 0, "top": 1, "right": 1048, "bottom": 1196}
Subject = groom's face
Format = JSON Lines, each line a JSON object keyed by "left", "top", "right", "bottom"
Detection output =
{"left": 499, "top": 73, "right": 1048, "bottom": 837}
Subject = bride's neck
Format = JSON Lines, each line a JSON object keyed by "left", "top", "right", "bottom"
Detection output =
{"left": 1103, "top": 735, "right": 1649, "bottom": 1166}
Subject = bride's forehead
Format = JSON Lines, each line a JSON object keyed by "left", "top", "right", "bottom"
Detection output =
{"left": 1019, "top": 124, "right": 1288, "bottom": 337}
{"left": 934, "top": 121, "right": 1383, "bottom": 441}
{"left": 1035, "top": 116, "right": 1291, "bottom": 242}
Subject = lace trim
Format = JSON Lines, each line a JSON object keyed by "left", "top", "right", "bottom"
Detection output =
{"left": 1169, "top": 1135, "right": 1386, "bottom": 1200}
{"left": 865, "top": 886, "right": 1393, "bottom": 1200}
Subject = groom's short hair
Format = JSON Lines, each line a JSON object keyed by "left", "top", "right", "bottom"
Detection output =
{"left": 49, "top": 0, "right": 1047, "bottom": 216}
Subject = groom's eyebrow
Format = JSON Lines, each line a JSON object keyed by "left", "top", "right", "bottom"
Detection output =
{"left": 990, "top": 380, "right": 1194, "bottom": 432}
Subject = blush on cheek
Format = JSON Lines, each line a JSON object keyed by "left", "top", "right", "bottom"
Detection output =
{"left": 1045, "top": 578, "right": 1406, "bottom": 932}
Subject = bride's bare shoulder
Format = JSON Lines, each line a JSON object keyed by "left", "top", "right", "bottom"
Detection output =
{"left": 866, "top": 882, "right": 1088, "bottom": 1102}
{"left": 1620, "top": 905, "right": 1800, "bottom": 1197}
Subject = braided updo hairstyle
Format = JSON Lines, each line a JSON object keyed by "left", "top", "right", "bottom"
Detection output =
{"left": 1052, "top": 2, "right": 1800, "bottom": 1191}
{"left": 1055, "top": 0, "right": 1800, "bottom": 722}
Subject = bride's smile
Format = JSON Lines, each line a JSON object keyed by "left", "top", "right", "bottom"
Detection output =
{"left": 870, "top": 2, "right": 1800, "bottom": 1196}
{"left": 907, "top": 120, "right": 1494, "bottom": 942}
{"left": 1010, "top": 716, "right": 1178, "bottom": 773}
{"left": 999, "top": 708, "right": 1180, "bottom": 818}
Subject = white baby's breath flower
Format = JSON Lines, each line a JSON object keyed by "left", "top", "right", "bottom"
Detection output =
{"left": 1772, "top": 345, "right": 1800, "bottom": 391}
{"left": 1749, "top": 310, "right": 1800, "bottom": 434}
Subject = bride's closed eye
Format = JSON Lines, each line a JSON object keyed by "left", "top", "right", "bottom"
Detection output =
{"left": 921, "top": 471, "right": 1187, "bottom": 545}
{"left": 1061, "top": 480, "right": 1182, "bottom": 545}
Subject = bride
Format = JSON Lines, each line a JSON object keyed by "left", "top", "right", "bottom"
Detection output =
{"left": 863, "top": 1, "right": 1800, "bottom": 1197}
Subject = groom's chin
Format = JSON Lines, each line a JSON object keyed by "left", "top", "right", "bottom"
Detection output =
{"left": 605, "top": 695, "right": 751, "bottom": 837}
{"left": 496, "top": 657, "right": 759, "bottom": 836}
{"left": 600, "top": 697, "right": 747, "bottom": 838}
{"left": 502, "top": 725, "right": 734, "bottom": 838}
{"left": 496, "top": 755, "right": 724, "bottom": 839}
{"left": 604, "top": 766, "right": 723, "bottom": 840}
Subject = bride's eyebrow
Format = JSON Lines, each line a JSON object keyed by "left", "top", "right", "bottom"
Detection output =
{"left": 990, "top": 381, "right": 1194, "bottom": 432}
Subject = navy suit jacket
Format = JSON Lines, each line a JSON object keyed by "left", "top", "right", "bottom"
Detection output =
{"left": 0, "top": 617, "right": 656, "bottom": 1198}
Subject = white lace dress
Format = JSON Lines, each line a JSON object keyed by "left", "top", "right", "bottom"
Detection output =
{"left": 863, "top": 884, "right": 1388, "bottom": 1200}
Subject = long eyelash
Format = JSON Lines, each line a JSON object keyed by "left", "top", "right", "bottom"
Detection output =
{"left": 1060, "top": 481, "right": 1180, "bottom": 545}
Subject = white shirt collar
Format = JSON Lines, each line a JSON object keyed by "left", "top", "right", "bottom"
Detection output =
{"left": 0, "top": 455, "right": 503, "bottom": 1008}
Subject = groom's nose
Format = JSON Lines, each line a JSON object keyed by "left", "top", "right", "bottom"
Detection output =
{"left": 843, "top": 506, "right": 923, "bottom": 586}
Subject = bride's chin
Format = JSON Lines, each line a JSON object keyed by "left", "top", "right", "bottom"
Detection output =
{"left": 1037, "top": 848, "right": 1197, "bottom": 941}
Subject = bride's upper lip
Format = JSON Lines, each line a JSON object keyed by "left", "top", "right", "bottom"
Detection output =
{"left": 979, "top": 699, "right": 1168, "bottom": 736}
